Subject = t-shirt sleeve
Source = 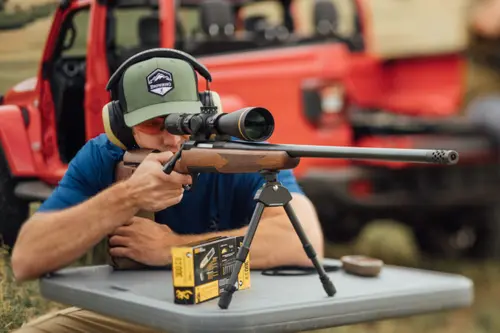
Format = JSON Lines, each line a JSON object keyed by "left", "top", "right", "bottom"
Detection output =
{"left": 37, "top": 140, "right": 111, "bottom": 212}
{"left": 234, "top": 169, "right": 304, "bottom": 227}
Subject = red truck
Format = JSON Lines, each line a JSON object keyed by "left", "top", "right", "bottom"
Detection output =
{"left": 1, "top": 0, "right": 498, "bottom": 259}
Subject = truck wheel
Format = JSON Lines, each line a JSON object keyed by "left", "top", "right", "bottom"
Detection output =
{"left": 465, "top": 205, "right": 500, "bottom": 259}
{"left": 307, "top": 195, "right": 363, "bottom": 243}
{"left": 300, "top": 179, "right": 364, "bottom": 244}
{"left": 319, "top": 210, "right": 364, "bottom": 244}
{"left": 412, "top": 208, "right": 500, "bottom": 260}
{"left": 0, "top": 146, "right": 29, "bottom": 251}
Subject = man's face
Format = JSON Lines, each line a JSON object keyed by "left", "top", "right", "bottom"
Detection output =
{"left": 132, "top": 116, "right": 187, "bottom": 153}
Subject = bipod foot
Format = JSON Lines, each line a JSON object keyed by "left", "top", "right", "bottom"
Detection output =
{"left": 320, "top": 272, "right": 336, "bottom": 296}
{"left": 218, "top": 284, "right": 238, "bottom": 309}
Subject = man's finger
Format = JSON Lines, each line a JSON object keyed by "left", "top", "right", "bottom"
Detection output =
{"left": 109, "top": 235, "right": 129, "bottom": 247}
{"left": 148, "top": 151, "right": 174, "bottom": 164}
{"left": 165, "top": 171, "right": 192, "bottom": 185}
{"left": 123, "top": 218, "right": 135, "bottom": 226}
{"left": 109, "top": 246, "right": 130, "bottom": 258}
{"left": 112, "top": 225, "right": 133, "bottom": 237}
{"left": 130, "top": 216, "right": 155, "bottom": 224}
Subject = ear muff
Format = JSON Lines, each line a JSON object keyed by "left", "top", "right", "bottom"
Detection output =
{"left": 102, "top": 101, "right": 138, "bottom": 150}
{"left": 199, "top": 90, "right": 223, "bottom": 114}
{"left": 210, "top": 91, "right": 223, "bottom": 114}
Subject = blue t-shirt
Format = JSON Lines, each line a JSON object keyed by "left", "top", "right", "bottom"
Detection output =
{"left": 38, "top": 134, "right": 304, "bottom": 235}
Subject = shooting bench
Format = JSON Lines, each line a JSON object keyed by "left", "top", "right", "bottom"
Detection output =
{"left": 39, "top": 258, "right": 473, "bottom": 333}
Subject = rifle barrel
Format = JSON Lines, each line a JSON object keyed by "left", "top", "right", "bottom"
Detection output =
{"left": 198, "top": 141, "right": 459, "bottom": 165}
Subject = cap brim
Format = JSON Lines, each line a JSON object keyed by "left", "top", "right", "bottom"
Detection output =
{"left": 124, "top": 101, "right": 203, "bottom": 127}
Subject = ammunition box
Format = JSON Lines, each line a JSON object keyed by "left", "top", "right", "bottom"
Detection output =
{"left": 171, "top": 236, "right": 251, "bottom": 304}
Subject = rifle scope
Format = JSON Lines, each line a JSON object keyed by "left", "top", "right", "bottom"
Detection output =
{"left": 164, "top": 107, "right": 275, "bottom": 142}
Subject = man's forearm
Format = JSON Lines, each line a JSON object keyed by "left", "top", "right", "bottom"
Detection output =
{"left": 12, "top": 182, "right": 139, "bottom": 281}
{"left": 176, "top": 220, "right": 322, "bottom": 269}
{"left": 175, "top": 194, "right": 324, "bottom": 269}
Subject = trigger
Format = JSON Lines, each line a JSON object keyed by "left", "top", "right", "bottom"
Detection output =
{"left": 183, "top": 173, "right": 199, "bottom": 191}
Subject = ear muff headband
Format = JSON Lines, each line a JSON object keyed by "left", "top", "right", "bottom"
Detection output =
{"left": 106, "top": 48, "right": 212, "bottom": 92}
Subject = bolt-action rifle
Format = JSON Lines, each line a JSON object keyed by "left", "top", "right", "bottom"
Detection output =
{"left": 115, "top": 104, "right": 459, "bottom": 310}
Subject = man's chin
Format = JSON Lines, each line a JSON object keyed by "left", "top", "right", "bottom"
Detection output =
{"left": 136, "top": 145, "right": 178, "bottom": 153}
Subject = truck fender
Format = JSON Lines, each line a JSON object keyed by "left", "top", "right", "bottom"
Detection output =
{"left": 0, "top": 105, "right": 36, "bottom": 177}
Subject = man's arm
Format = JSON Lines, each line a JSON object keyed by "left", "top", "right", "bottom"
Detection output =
{"left": 175, "top": 192, "right": 323, "bottom": 269}
{"left": 172, "top": 168, "right": 324, "bottom": 269}
{"left": 12, "top": 182, "right": 139, "bottom": 282}
{"left": 11, "top": 137, "right": 142, "bottom": 281}
{"left": 239, "top": 170, "right": 325, "bottom": 268}
{"left": 12, "top": 146, "right": 189, "bottom": 282}
{"left": 245, "top": 192, "right": 324, "bottom": 268}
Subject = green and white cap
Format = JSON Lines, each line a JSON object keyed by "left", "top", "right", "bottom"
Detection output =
{"left": 118, "top": 57, "right": 203, "bottom": 127}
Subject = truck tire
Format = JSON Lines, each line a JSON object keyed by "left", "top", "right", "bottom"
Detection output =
{"left": 466, "top": 205, "right": 500, "bottom": 259}
{"left": 412, "top": 208, "right": 500, "bottom": 260}
{"left": 300, "top": 180, "right": 364, "bottom": 243}
{"left": 0, "top": 146, "right": 29, "bottom": 251}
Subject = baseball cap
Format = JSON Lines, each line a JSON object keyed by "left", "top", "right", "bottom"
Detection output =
{"left": 118, "top": 57, "right": 203, "bottom": 127}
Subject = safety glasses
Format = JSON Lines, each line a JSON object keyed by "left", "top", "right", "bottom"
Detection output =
{"left": 134, "top": 117, "right": 166, "bottom": 135}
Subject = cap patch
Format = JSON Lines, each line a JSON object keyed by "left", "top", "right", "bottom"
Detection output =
{"left": 146, "top": 68, "right": 174, "bottom": 97}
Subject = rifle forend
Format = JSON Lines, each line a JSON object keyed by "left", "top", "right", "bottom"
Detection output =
{"left": 122, "top": 141, "right": 459, "bottom": 175}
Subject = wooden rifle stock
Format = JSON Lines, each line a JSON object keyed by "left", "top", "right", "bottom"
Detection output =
{"left": 120, "top": 148, "right": 301, "bottom": 174}
{"left": 178, "top": 148, "right": 300, "bottom": 173}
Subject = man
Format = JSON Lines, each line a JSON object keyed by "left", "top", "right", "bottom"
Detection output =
{"left": 10, "top": 55, "right": 324, "bottom": 332}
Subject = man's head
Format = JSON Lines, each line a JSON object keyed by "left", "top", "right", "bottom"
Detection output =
{"left": 117, "top": 56, "right": 203, "bottom": 152}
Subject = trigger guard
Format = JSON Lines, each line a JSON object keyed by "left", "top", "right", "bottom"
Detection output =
{"left": 183, "top": 172, "right": 199, "bottom": 191}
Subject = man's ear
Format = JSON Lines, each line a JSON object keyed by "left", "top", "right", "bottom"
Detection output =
{"left": 130, "top": 127, "right": 142, "bottom": 148}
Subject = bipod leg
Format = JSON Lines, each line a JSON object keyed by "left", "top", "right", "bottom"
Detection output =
{"left": 218, "top": 201, "right": 265, "bottom": 309}
{"left": 283, "top": 201, "right": 336, "bottom": 297}
{"left": 218, "top": 170, "right": 336, "bottom": 310}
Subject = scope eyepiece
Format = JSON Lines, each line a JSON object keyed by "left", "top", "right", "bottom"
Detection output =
{"left": 164, "top": 107, "right": 275, "bottom": 142}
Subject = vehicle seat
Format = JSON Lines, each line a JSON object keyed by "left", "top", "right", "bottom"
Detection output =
{"left": 314, "top": 0, "right": 339, "bottom": 37}
{"left": 186, "top": 0, "right": 260, "bottom": 56}
{"left": 117, "top": 14, "right": 161, "bottom": 65}
{"left": 297, "top": 0, "right": 356, "bottom": 48}
{"left": 200, "top": 0, "right": 235, "bottom": 38}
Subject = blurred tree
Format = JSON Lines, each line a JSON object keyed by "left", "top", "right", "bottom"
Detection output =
{"left": 465, "top": 0, "right": 500, "bottom": 104}
{"left": 471, "top": 0, "right": 500, "bottom": 37}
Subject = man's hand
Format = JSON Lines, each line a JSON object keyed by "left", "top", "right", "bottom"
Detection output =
{"left": 108, "top": 216, "right": 180, "bottom": 266}
{"left": 124, "top": 151, "right": 192, "bottom": 212}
